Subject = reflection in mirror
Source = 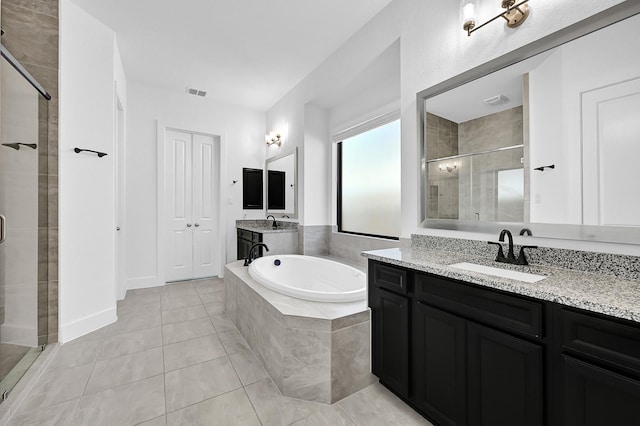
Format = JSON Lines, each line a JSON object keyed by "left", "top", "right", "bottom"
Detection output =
{"left": 418, "top": 7, "right": 640, "bottom": 243}
{"left": 266, "top": 148, "right": 297, "bottom": 218}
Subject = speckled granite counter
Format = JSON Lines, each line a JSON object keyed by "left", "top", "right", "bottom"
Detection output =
{"left": 363, "top": 247, "right": 640, "bottom": 323}
{"left": 236, "top": 219, "right": 298, "bottom": 234}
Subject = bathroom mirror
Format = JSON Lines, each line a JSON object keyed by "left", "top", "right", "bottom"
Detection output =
{"left": 418, "top": 3, "right": 640, "bottom": 244}
{"left": 266, "top": 148, "right": 297, "bottom": 218}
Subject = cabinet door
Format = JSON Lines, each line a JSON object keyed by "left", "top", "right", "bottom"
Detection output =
{"left": 467, "top": 322, "right": 543, "bottom": 426}
{"left": 372, "top": 288, "right": 410, "bottom": 399}
{"left": 562, "top": 355, "right": 640, "bottom": 426}
{"left": 413, "top": 302, "right": 466, "bottom": 426}
{"left": 237, "top": 237, "right": 252, "bottom": 260}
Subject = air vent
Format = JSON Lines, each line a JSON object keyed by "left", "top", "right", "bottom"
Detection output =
{"left": 186, "top": 87, "right": 207, "bottom": 97}
{"left": 483, "top": 94, "right": 509, "bottom": 106}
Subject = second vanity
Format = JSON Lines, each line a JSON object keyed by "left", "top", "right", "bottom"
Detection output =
{"left": 236, "top": 219, "right": 299, "bottom": 260}
{"left": 363, "top": 243, "right": 640, "bottom": 426}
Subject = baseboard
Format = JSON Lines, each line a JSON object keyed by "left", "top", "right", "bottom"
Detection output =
{"left": 126, "top": 275, "right": 164, "bottom": 290}
{"left": 59, "top": 306, "right": 117, "bottom": 343}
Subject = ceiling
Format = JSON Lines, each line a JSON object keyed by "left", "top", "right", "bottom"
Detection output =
{"left": 71, "top": 0, "right": 395, "bottom": 111}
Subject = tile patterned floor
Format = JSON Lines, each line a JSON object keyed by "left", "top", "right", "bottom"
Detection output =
{"left": 7, "top": 278, "right": 432, "bottom": 425}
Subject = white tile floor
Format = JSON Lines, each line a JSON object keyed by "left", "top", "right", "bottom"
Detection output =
{"left": 7, "top": 278, "right": 432, "bottom": 426}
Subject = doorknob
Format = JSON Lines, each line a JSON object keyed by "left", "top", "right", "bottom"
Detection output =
{"left": 194, "top": 223, "right": 200, "bottom": 227}
{"left": 186, "top": 223, "right": 192, "bottom": 227}
{"left": 116, "top": 226, "right": 121, "bottom": 231}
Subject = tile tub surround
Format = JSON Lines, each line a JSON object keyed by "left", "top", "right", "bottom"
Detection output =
{"left": 363, "top": 246, "right": 640, "bottom": 323}
{"left": 224, "top": 260, "right": 374, "bottom": 404}
{"left": 2, "top": 278, "right": 429, "bottom": 426}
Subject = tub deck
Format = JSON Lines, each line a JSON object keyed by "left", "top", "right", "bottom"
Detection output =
{"left": 224, "top": 259, "right": 373, "bottom": 404}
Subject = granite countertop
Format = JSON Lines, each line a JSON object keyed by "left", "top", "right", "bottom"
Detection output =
{"left": 363, "top": 247, "right": 640, "bottom": 323}
{"left": 236, "top": 219, "right": 298, "bottom": 234}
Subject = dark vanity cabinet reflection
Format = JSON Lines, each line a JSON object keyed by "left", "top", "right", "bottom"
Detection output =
{"left": 267, "top": 170, "right": 286, "bottom": 210}
{"left": 242, "top": 168, "right": 263, "bottom": 209}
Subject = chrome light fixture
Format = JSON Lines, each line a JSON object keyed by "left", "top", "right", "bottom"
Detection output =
{"left": 461, "top": 0, "right": 531, "bottom": 36}
{"left": 266, "top": 134, "right": 282, "bottom": 147}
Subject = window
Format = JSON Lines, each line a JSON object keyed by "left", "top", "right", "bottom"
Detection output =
{"left": 337, "top": 118, "right": 401, "bottom": 239}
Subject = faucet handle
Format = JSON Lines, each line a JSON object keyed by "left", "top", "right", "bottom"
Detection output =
{"left": 488, "top": 241, "right": 506, "bottom": 262}
{"left": 516, "top": 245, "right": 538, "bottom": 265}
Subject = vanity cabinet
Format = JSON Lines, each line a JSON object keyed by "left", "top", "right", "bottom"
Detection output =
{"left": 412, "top": 271, "right": 544, "bottom": 426}
{"left": 558, "top": 307, "right": 640, "bottom": 425}
{"left": 236, "top": 229, "right": 262, "bottom": 260}
{"left": 369, "top": 262, "right": 410, "bottom": 399}
{"left": 369, "top": 258, "right": 640, "bottom": 425}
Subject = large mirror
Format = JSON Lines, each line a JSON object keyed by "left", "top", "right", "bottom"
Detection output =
{"left": 266, "top": 148, "right": 297, "bottom": 218}
{"left": 418, "top": 3, "right": 640, "bottom": 244}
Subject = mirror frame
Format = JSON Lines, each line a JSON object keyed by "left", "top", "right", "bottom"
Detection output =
{"left": 417, "top": 1, "right": 640, "bottom": 244}
{"left": 266, "top": 147, "right": 298, "bottom": 219}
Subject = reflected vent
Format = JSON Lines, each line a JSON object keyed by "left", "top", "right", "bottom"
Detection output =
{"left": 186, "top": 87, "right": 207, "bottom": 97}
{"left": 483, "top": 94, "right": 509, "bottom": 106}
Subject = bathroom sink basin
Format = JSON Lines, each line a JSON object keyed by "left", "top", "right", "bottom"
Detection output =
{"left": 449, "top": 262, "right": 546, "bottom": 283}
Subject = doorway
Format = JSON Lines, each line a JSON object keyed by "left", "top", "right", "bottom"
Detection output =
{"left": 163, "top": 129, "right": 221, "bottom": 282}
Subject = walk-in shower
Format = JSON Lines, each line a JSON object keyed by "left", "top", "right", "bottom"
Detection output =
{"left": 0, "top": 44, "right": 50, "bottom": 402}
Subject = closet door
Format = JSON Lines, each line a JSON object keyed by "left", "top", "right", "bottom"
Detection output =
{"left": 192, "top": 134, "right": 218, "bottom": 278}
{"left": 165, "top": 130, "right": 194, "bottom": 281}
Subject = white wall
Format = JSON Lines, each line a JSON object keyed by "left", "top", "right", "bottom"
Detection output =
{"left": 267, "top": 0, "right": 639, "bottom": 256}
{"left": 59, "top": 0, "right": 125, "bottom": 342}
{"left": 125, "top": 83, "right": 266, "bottom": 289}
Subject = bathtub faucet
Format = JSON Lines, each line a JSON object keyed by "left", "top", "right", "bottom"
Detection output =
{"left": 244, "top": 243, "right": 270, "bottom": 266}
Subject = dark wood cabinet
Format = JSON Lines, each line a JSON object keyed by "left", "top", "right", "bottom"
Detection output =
{"left": 236, "top": 229, "right": 262, "bottom": 260}
{"left": 466, "top": 322, "right": 543, "bottom": 426}
{"left": 371, "top": 287, "right": 410, "bottom": 399}
{"left": 369, "top": 259, "right": 640, "bottom": 425}
{"left": 412, "top": 302, "right": 466, "bottom": 426}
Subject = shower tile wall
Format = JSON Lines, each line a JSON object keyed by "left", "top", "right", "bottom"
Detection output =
{"left": 426, "top": 113, "right": 459, "bottom": 219}
{"left": 1, "top": 0, "right": 59, "bottom": 344}
{"left": 457, "top": 106, "right": 523, "bottom": 221}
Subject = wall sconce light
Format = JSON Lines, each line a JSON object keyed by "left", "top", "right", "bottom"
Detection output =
{"left": 439, "top": 163, "right": 458, "bottom": 173}
{"left": 266, "top": 134, "right": 282, "bottom": 147}
{"left": 461, "top": 0, "right": 530, "bottom": 36}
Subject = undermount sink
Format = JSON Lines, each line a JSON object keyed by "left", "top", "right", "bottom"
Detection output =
{"left": 449, "top": 262, "right": 547, "bottom": 283}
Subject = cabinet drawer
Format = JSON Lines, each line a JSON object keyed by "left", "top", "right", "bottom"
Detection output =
{"left": 238, "top": 229, "right": 252, "bottom": 241}
{"left": 561, "top": 308, "right": 640, "bottom": 375}
{"left": 415, "top": 272, "right": 543, "bottom": 339}
{"left": 372, "top": 262, "right": 408, "bottom": 295}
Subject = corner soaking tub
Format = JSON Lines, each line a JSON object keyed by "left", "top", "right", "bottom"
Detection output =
{"left": 248, "top": 255, "right": 366, "bottom": 302}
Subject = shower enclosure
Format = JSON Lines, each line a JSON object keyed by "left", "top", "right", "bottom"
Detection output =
{"left": 0, "top": 44, "right": 50, "bottom": 402}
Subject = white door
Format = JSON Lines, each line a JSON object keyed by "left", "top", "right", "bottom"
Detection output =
{"left": 582, "top": 77, "right": 640, "bottom": 227}
{"left": 192, "top": 134, "right": 219, "bottom": 278}
{"left": 166, "top": 130, "right": 194, "bottom": 281}
{"left": 165, "top": 130, "right": 219, "bottom": 281}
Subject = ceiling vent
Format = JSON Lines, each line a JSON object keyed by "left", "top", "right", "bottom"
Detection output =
{"left": 483, "top": 94, "right": 509, "bottom": 106}
{"left": 186, "top": 87, "right": 207, "bottom": 97}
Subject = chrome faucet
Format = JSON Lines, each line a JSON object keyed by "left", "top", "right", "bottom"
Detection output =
{"left": 244, "top": 243, "right": 269, "bottom": 266}
{"left": 488, "top": 229, "right": 537, "bottom": 266}
{"left": 266, "top": 215, "right": 278, "bottom": 229}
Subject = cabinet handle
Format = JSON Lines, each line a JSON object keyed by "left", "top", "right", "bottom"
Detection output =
{"left": 194, "top": 223, "right": 200, "bottom": 227}
{"left": 186, "top": 223, "right": 192, "bottom": 228}
{"left": 0, "top": 214, "right": 6, "bottom": 244}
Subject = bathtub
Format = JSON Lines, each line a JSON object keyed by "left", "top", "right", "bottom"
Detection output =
{"left": 248, "top": 255, "right": 366, "bottom": 302}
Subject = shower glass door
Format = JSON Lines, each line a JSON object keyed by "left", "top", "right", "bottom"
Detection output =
{"left": 0, "top": 50, "right": 46, "bottom": 401}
